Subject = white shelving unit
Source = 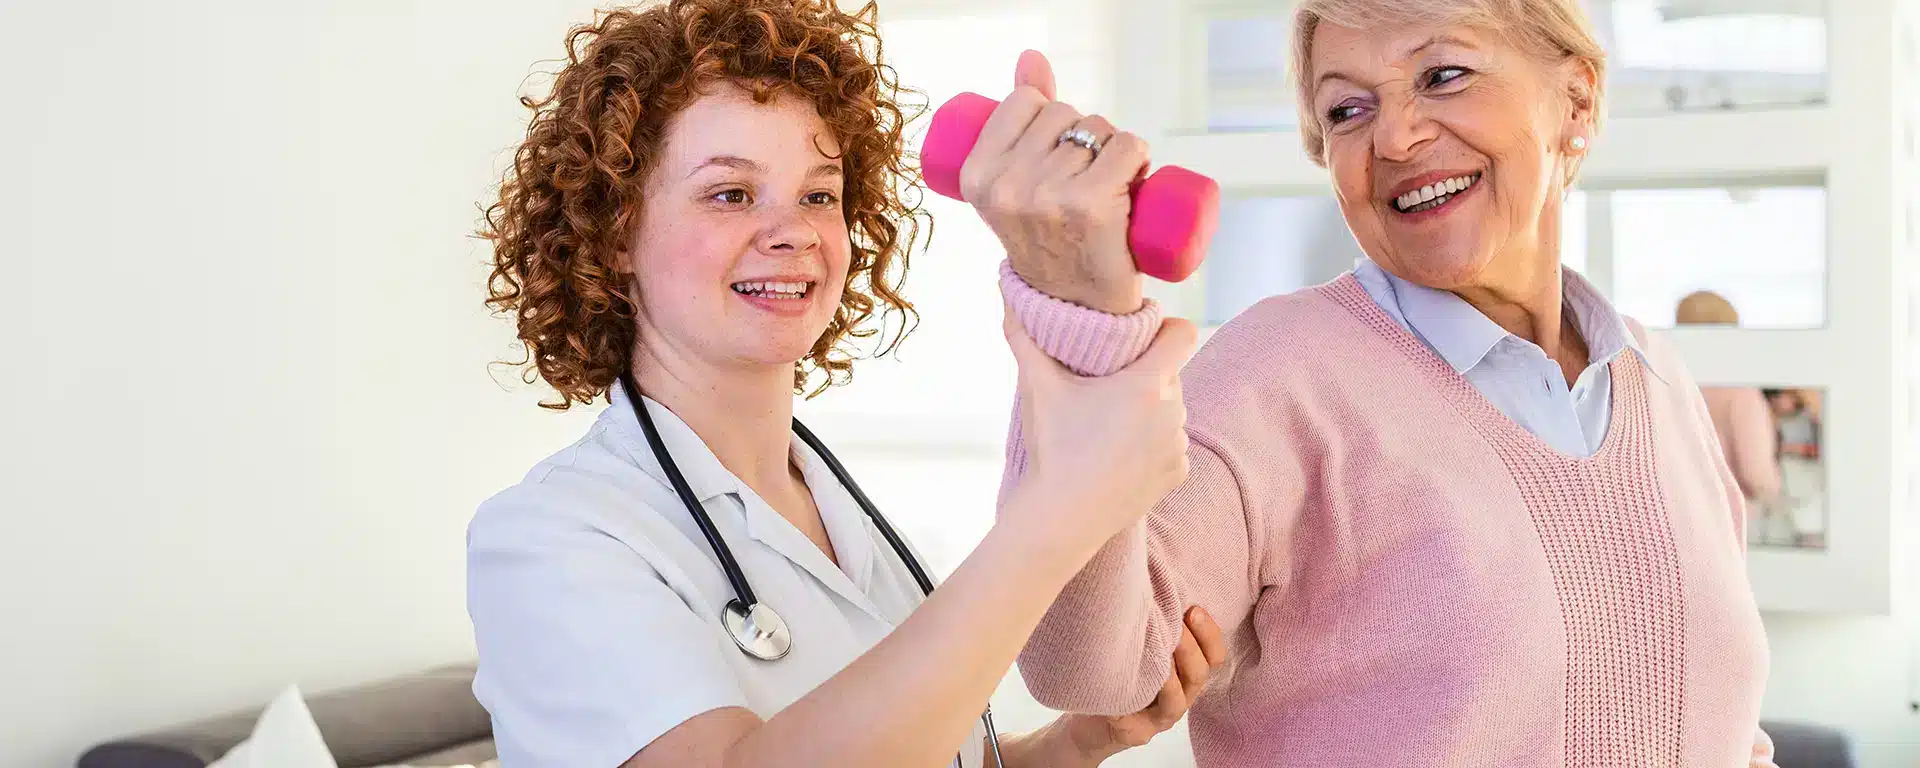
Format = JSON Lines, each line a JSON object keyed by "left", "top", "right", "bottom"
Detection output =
{"left": 1105, "top": 0, "right": 1910, "bottom": 614}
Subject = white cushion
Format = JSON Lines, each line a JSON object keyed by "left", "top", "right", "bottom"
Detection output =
{"left": 204, "top": 684, "right": 499, "bottom": 768}
{"left": 206, "top": 685, "right": 336, "bottom": 768}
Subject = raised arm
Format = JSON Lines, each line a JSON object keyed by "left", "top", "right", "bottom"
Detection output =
{"left": 995, "top": 265, "right": 1270, "bottom": 716}
{"left": 949, "top": 49, "right": 1273, "bottom": 716}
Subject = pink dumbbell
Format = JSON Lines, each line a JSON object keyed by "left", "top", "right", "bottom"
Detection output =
{"left": 920, "top": 92, "right": 1219, "bottom": 283}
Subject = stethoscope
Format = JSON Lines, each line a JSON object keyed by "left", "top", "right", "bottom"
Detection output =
{"left": 621, "top": 375, "right": 1004, "bottom": 768}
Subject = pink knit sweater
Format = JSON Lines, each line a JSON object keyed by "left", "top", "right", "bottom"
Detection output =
{"left": 1000, "top": 267, "right": 1774, "bottom": 767}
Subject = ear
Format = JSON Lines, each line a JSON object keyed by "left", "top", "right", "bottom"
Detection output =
{"left": 1561, "top": 56, "right": 1600, "bottom": 135}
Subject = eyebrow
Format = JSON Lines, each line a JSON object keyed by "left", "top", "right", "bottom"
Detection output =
{"left": 1314, "top": 33, "right": 1479, "bottom": 92}
{"left": 1402, "top": 33, "right": 1476, "bottom": 60}
{"left": 686, "top": 155, "right": 843, "bottom": 179}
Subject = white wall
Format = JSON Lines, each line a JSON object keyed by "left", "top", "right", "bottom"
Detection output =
{"left": 0, "top": 2, "right": 605, "bottom": 765}
{"left": 1795, "top": 1, "right": 1920, "bottom": 764}
{"left": 1759, "top": 614, "right": 1920, "bottom": 765}
{"left": 1760, "top": 1, "right": 1920, "bottom": 764}
{"left": 0, "top": 2, "right": 1181, "bottom": 766}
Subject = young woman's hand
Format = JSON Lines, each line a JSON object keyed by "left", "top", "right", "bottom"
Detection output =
{"left": 1001, "top": 306, "right": 1195, "bottom": 551}
{"left": 1001, "top": 606, "right": 1228, "bottom": 768}
{"left": 1067, "top": 607, "right": 1227, "bottom": 757}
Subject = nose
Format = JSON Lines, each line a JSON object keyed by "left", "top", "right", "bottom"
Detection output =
{"left": 757, "top": 205, "right": 822, "bottom": 256}
{"left": 1371, "top": 89, "right": 1438, "bottom": 165}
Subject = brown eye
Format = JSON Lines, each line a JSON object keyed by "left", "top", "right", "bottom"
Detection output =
{"left": 805, "top": 191, "right": 839, "bottom": 206}
{"left": 713, "top": 189, "right": 750, "bottom": 205}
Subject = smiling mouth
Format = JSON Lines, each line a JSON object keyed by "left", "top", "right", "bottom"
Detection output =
{"left": 1392, "top": 172, "right": 1482, "bottom": 214}
{"left": 731, "top": 280, "right": 814, "bottom": 300}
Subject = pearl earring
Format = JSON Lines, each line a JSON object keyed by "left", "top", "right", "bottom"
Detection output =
{"left": 1569, "top": 136, "right": 1588, "bottom": 152}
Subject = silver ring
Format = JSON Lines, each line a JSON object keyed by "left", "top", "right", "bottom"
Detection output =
{"left": 1058, "top": 127, "right": 1102, "bottom": 156}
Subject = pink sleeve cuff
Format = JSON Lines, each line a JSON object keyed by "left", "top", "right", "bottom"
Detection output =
{"left": 999, "top": 260, "right": 1164, "bottom": 377}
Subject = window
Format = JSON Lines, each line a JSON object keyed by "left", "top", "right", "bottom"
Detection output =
{"left": 1198, "top": 193, "right": 1590, "bottom": 326}
{"left": 1201, "top": 196, "right": 1355, "bottom": 325}
{"left": 1603, "top": 185, "right": 1826, "bottom": 328}
{"left": 1205, "top": 13, "right": 1296, "bottom": 133}
{"left": 1193, "top": 185, "right": 1822, "bottom": 331}
{"left": 1596, "top": 0, "right": 1827, "bottom": 116}
{"left": 1199, "top": 1, "right": 1829, "bottom": 131}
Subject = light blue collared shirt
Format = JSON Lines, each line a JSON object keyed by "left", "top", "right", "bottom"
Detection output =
{"left": 1350, "top": 260, "right": 1663, "bottom": 458}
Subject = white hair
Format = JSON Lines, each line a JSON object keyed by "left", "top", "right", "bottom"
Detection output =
{"left": 1290, "top": 0, "right": 1609, "bottom": 175}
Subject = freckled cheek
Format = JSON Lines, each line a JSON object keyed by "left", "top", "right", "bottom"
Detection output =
{"left": 636, "top": 223, "right": 747, "bottom": 304}
{"left": 815, "top": 217, "right": 856, "bottom": 282}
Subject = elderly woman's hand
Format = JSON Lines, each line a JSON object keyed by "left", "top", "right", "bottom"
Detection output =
{"left": 960, "top": 50, "right": 1149, "bottom": 315}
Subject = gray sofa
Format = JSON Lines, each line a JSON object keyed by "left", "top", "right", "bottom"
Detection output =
{"left": 1766, "top": 719, "right": 1859, "bottom": 768}
{"left": 77, "top": 662, "right": 1857, "bottom": 768}
{"left": 77, "top": 663, "right": 495, "bottom": 768}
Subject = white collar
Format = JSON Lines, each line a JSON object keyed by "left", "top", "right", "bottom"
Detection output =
{"left": 1366, "top": 261, "right": 1666, "bottom": 385}
{"left": 603, "top": 385, "right": 885, "bottom": 612}
{"left": 605, "top": 384, "right": 742, "bottom": 504}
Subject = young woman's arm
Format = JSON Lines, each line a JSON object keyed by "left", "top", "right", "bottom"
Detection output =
{"left": 627, "top": 492, "right": 1117, "bottom": 768}
{"left": 613, "top": 318, "right": 1197, "bottom": 768}
{"left": 631, "top": 569, "right": 1226, "bottom": 768}
{"left": 623, "top": 494, "right": 1112, "bottom": 768}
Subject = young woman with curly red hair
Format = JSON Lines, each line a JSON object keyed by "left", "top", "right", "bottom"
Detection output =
{"left": 465, "top": 2, "right": 1216, "bottom": 766}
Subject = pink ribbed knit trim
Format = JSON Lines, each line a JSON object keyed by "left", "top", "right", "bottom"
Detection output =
{"left": 998, "top": 261, "right": 1164, "bottom": 377}
{"left": 1321, "top": 274, "right": 1690, "bottom": 767}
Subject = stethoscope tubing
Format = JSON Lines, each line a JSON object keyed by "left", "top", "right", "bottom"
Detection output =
{"left": 620, "top": 374, "right": 1001, "bottom": 767}
{"left": 622, "top": 374, "right": 761, "bottom": 607}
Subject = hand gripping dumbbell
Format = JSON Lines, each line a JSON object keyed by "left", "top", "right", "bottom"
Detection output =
{"left": 919, "top": 92, "right": 1219, "bottom": 283}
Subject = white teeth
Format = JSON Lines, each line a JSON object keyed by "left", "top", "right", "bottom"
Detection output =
{"left": 1395, "top": 173, "right": 1480, "bottom": 212}
{"left": 732, "top": 280, "right": 812, "bottom": 298}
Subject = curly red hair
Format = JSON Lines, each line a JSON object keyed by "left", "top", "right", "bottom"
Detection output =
{"left": 483, "top": 0, "right": 926, "bottom": 410}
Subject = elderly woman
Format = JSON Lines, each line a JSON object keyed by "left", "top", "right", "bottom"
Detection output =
{"left": 969, "top": 1, "right": 1773, "bottom": 766}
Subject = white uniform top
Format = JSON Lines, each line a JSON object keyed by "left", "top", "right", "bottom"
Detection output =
{"left": 467, "top": 385, "right": 986, "bottom": 768}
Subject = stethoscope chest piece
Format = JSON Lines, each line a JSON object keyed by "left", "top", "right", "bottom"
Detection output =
{"left": 622, "top": 377, "right": 995, "bottom": 766}
{"left": 723, "top": 599, "right": 792, "bottom": 661}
